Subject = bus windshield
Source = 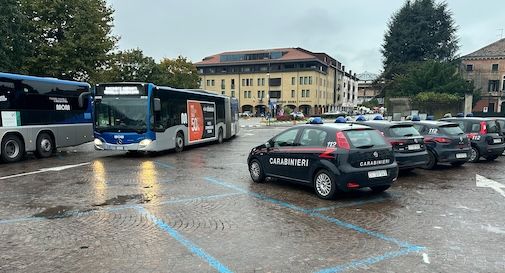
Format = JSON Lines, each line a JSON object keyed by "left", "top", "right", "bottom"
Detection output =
{"left": 95, "top": 96, "right": 148, "bottom": 132}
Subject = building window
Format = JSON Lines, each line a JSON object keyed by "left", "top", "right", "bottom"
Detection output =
{"left": 309, "top": 76, "right": 312, "bottom": 85}
{"left": 257, "top": 90, "right": 261, "bottom": 99}
{"left": 231, "top": 90, "right": 235, "bottom": 97}
{"left": 503, "top": 76, "right": 505, "bottom": 91}
{"left": 257, "top": 78, "right": 261, "bottom": 86}
{"left": 299, "top": 77, "right": 303, "bottom": 85}
{"left": 292, "top": 77, "right": 295, "bottom": 85}
{"left": 206, "top": 80, "right": 211, "bottom": 86}
{"left": 261, "top": 78, "right": 265, "bottom": 86}
{"left": 231, "top": 79, "right": 235, "bottom": 89}
{"left": 306, "top": 90, "right": 310, "bottom": 97}
{"left": 249, "top": 91, "right": 252, "bottom": 98}
{"left": 261, "top": 90, "right": 265, "bottom": 98}
{"left": 304, "top": 77, "right": 308, "bottom": 85}
{"left": 466, "top": 64, "right": 473, "bottom": 72}
{"left": 291, "top": 90, "right": 295, "bottom": 98}
{"left": 244, "top": 91, "right": 247, "bottom": 98}
{"left": 221, "top": 79, "right": 225, "bottom": 89}
{"left": 492, "top": 64, "right": 499, "bottom": 72}
{"left": 221, "top": 91, "right": 225, "bottom": 95}
{"left": 211, "top": 80, "right": 215, "bottom": 86}
{"left": 242, "top": 79, "right": 246, "bottom": 86}
{"left": 489, "top": 80, "right": 500, "bottom": 92}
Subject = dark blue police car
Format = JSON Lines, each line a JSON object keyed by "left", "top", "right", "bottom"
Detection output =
{"left": 247, "top": 123, "right": 399, "bottom": 199}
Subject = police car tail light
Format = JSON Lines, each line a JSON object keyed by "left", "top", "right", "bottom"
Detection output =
{"left": 425, "top": 137, "right": 450, "bottom": 144}
{"left": 479, "top": 121, "right": 487, "bottom": 135}
{"left": 336, "top": 132, "right": 350, "bottom": 150}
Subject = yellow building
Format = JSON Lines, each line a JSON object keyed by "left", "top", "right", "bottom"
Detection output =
{"left": 195, "top": 48, "right": 358, "bottom": 115}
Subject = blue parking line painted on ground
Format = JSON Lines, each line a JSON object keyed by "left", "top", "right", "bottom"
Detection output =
{"left": 153, "top": 161, "right": 176, "bottom": 169}
{"left": 202, "top": 177, "right": 427, "bottom": 271}
{"left": 135, "top": 206, "right": 234, "bottom": 273}
{"left": 203, "top": 177, "right": 420, "bottom": 249}
{"left": 314, "top": 245, "right": 424, "bottom": 273}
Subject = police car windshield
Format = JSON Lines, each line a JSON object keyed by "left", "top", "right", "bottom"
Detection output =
{"left": 440, "top": 124, "right": 464, "bottom": 136}
{"left": 345, "top": 129, "right": 387, "bottom": 148}
{"left": 389, "top": 125, "right": 420, "bottom": 137}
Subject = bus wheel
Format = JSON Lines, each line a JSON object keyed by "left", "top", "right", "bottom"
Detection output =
{"left": 35, "top": 132, "right": 54, "bottom": 158}
{"left": 218, "top": 128, "right": 224, "bottom": 144}
{"left": 175, "top": 132, "right": 184, "bottom": 153}
{"left": 1, "top": 134, "right": 25, "bottom": 163}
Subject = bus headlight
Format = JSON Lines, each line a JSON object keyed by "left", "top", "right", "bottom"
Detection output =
{"left": 139, "top": 139, "right": 152, "bottom": 148}
{"left": 94, "top": 138, "right": 104, "bottom": 150}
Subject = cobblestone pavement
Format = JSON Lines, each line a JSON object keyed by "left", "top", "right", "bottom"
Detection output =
{"left": 1, "top": 126, "right": 504, "bottom": 272}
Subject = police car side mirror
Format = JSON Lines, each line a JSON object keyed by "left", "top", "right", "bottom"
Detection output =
{"left": 265, "top": 141, "right": 272, "bottom": 149}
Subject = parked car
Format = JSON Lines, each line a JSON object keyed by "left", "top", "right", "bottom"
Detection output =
{"left": 240, "top": 111, "right": 252, "bottom": 118}
{"left": 353, "top": 120, "right": 429, "bottom": 171}
{"left": 290, "top": 111, "right": 305, "bottom": 119}
{"left": 247, "top": 123, "right": 398, "bottom": 199}
{"left": 408, "top": 121, "right": 471, "bottom": 168}
{"left": 440, "top": 117, "right": 505, "bottom": 162}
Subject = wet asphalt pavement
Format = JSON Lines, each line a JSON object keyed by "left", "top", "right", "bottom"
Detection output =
{"left": 1, "top": 122, "right": 505, "bottom": 273}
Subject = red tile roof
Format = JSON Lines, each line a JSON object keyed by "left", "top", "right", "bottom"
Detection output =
{"left": 463, "top": 38, "right": 505, "bottom": 59}
{"left": 195, "top": 48, "right": 320, "bottom": 66}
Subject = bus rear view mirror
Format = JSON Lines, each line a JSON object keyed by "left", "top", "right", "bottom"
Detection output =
{"left": 78, "top": 91, "right": 91, "bottom": 108}
{"left": 154, "top": 98, "right": 161, "bottom": 112}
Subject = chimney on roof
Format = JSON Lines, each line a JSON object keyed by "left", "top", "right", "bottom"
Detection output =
{"left": 349, "top": 70, "right": 352, "bottom": 76}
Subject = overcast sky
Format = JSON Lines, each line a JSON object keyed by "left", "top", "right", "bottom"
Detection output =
{"left": 107, "top": 0, "right": 504, "bottom": 74}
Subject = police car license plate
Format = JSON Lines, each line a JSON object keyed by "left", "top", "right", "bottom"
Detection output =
{"left": 368, "top": 170, "right": 388, "bottom": 178}
{"left": 493, "top": 138, "right": 502, "bottom": 144}
{"left": 456, "top": 153, "right": 467, "bottom": 159}
{"left": 408, "top": 144, "right": 421, "bottom": 150}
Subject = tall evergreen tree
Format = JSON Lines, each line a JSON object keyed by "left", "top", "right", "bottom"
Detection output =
{"left": 0, "top": 0, "right": 31, "bottom": 72}
{"left": 381, "top": 0, "right": 458, "bottom": 79}
{"left": 20, "top": 0, "right": 117, "bottom": 81}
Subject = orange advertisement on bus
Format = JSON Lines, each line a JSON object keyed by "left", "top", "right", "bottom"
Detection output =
{"left": 187, "top": 100, "right": 216, "bottom": 142}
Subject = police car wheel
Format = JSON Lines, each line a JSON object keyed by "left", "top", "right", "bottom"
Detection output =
{"left": 370, "top": 185, "right": 390, "bottom": 193}
{"left": 469, "top": 146, "right": 479, "bottom": 163}
{"left": 175, "top": 132, "right": 184, "bottom": 153}
{"left": 314, "top": 170, "right": 337, "bottom": 200}
{"left": 249, "top": 159, "right": 265, "bottom": 183}
{"left": 424, "top": 150, "right": 437, "bottom": 169}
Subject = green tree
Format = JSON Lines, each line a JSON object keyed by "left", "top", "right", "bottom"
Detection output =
{"left": 381, "top": 0, "right": 458, "bottom": 79}
{"left": 20, "top": 0, "right": 116, "bottom": 81}
{"left": 387, "top": 60, "right": 473, "bottom": 97}
{"left": 157, "top": 56, "right": 200, "bottom": 88}
{"left": 97, "top": 49, "right": 159, "bottom": 83}
{"left": 0, "top": 0, "right": 31, "bottom": 72}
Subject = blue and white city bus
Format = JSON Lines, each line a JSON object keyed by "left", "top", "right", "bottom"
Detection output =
{"left": 93, "top": 83, "right": 239, "bottom": 152}
{"left": 0, "top": 72, "right": 93, "bottom": 162}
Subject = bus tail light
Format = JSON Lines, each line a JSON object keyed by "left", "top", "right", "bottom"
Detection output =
{"left": 336, "top": 132, "right": 350, "bottom": 150}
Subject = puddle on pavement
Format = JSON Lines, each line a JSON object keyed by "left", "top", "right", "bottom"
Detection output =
{"left": 93, "top": 194, "right": 153, "bottom": 207}
{"left": 33, "top": 205, "right": 74, "bottom": 219}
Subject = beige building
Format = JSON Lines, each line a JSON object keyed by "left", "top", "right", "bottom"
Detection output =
{"left": 356, "top": 72, "right": 381, "bottom": 105}
{"left": 195, "top": 48, "right": 358, "bottom": 116}
{"left": 461, "top": 38, "right": 505, "bottom": 113}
